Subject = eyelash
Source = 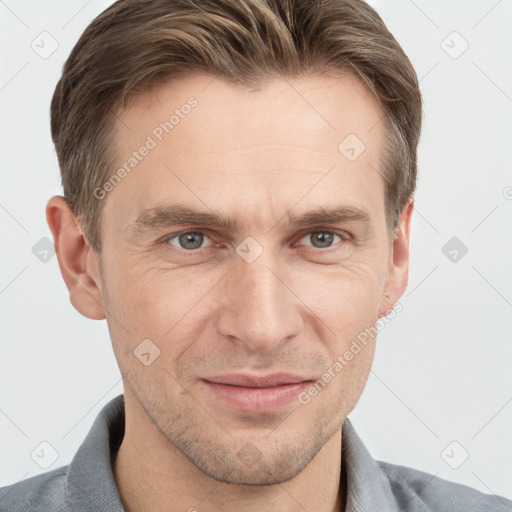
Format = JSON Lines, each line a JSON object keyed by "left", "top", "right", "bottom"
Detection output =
{"left": 161, "top": 229, "right": 351, "bottom": 253}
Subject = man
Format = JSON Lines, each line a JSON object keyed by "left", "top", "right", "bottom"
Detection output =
{"left": 1, "top": 0, "right": 510, "bottom": 510}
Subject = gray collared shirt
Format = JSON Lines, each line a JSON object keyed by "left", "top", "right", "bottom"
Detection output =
{"left": 1, "top": 394, "right": 511, "bottom": 511}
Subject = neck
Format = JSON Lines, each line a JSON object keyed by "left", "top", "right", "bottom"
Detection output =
{"left": 113, "top": 396, "right": 346, "bottom": 512}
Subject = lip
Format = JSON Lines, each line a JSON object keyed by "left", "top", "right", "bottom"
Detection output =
{"left": 202, "top": 373, "right": 313, "bottom": 414}
{"left": 205, "top": 372, "right": 310, "bottom": 388}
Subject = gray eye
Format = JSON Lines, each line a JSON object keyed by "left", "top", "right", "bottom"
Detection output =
{"left": 310, "top": 231, "right": 335, "bottom": 248}
{"left": 302, "top": 231, "right": 342, "bottom": 249}
{"left": 169, "top": 231, "right": 209, "bottom": 250}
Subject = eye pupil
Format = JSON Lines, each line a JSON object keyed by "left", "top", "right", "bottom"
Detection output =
{"left": 311, "top": 231, "right": 334, "bottom": 248}
{"left": 179, "top": 232, "right": 203, "bottom": 250}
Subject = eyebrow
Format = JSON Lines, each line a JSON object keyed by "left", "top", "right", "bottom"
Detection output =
{"left": 131, "top": 203, "right": 373, "bottom": 235}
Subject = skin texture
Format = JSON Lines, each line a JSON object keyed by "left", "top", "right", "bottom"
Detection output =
{"left": 46, "top": 72, "right": 413, "bottom": 512}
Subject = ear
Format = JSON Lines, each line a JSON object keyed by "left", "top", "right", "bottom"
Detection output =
{"left": 377, "top": 196, "right": 414, "bottom": 318}
{"left": 46, "top": 196, "right": 106, "bottom": 320}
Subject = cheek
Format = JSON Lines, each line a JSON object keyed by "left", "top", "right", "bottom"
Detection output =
{"left": 106, "top": 261, "right": 217, "bottom": 369}
{"left": 291, "top": 260, "right": 385, "bottom": 392}
{"left": 295, "top": 257, "right": 386, "bottom": 323}
{"left": 100, "top": 259, "right": 172, "bottom": 365}
{"left": 303, "top": 268, "right": 381, "bottom": 412}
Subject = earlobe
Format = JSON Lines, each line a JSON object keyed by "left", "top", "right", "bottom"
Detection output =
{"left": 377, "top": 197, "right": 414, "bottom": 318}
{"left": 46, "top": 196, "right": 106, "bottom": 320}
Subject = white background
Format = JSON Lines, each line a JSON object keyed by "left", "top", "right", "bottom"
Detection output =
{"left": 1, "top": 0, "right": 511, "bottom": 501}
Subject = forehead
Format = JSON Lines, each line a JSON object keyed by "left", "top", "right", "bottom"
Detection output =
{"left": 104, "top": 72, "right": 388, "bottom": 236}
{"left": 117, "top": 71, "right": 384, "bottom": 153}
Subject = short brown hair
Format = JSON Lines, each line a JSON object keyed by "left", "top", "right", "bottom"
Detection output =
{"left": 51, "top": 0, "right": 422, "bottom": 253}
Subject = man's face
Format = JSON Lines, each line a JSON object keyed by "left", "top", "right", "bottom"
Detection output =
{"left": 92, "top": 72, "right": 408, "bottom": 485}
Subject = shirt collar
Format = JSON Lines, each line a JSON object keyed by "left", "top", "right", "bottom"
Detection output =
{"left": 341, "top": 417, "right": 399, "bottom": 510}
{"left": 66, "top": 394, "right": 125, "bottom": 511}
{"left": 66, "top": 394, "right": 399, "bottom": 511}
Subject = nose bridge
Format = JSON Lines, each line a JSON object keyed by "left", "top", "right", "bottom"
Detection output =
{"left": 218, "top": 245, "right": 302, "bottom": 351}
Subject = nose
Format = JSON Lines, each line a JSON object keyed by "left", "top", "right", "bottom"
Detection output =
{"left": 216, "top": 248, "right": 303, "bottom": 353}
